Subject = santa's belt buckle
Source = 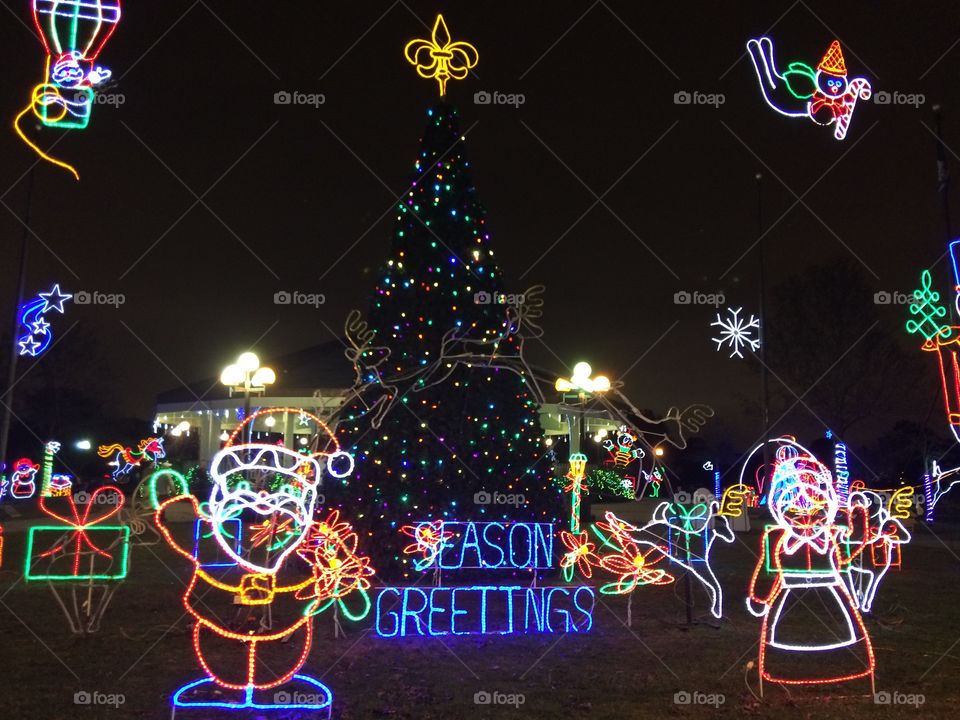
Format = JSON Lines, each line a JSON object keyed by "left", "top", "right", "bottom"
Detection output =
{"left": 239, "top": 573, "right": 275, "bottom": 605}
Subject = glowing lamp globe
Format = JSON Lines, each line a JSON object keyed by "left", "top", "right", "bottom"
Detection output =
{"left": 251, "top": 367, "right": 276, "bottom": 387}
{"left": 220, "top": 365, "right": 244, "bottom": 387}
{"left": 572, "top": 362, "right": 592, "bottom": 381}
{"left": 591, "top": 375, "right": 611, "bottom": 393}
{"left": 237, "top": 352, "right": 260, "bottom": 373}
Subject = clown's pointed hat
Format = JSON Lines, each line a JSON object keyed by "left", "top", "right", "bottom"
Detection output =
{"left": 817, "top": 40, "right": 847, "bottom": 76}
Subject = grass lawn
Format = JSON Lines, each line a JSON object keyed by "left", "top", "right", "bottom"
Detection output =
{"left": 2, "top": 503, "right": 959, "bottom": 719}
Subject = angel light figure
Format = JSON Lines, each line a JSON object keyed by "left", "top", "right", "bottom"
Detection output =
{"left": 747, "top": 446, "right": 875, "bottom": 691}
{"left": 156, "top": 423, "right": 369, "bottom": 716}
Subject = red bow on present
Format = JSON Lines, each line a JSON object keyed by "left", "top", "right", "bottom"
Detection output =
{"left": 38, "top": 486, "right": 125, "bottom": 575}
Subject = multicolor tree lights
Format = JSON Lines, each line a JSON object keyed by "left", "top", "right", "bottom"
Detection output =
{"left": 335, "top": 100, "right": 560, "bottom": 565}
{"left": 746, "top": 36, "right": 872, "bottom": 141}
{"left": 17, "top": 284, "right": 72, "bottom": 358}
{"left": 14, "top": 1, "right": 122, "bottom": 178}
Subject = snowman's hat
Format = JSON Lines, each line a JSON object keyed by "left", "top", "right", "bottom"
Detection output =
{"left": 817, "top": 40, "right": 847, "bottom": 76}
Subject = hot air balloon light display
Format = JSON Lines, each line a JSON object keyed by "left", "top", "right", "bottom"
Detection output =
{"left": 14, "top": 1, "right": 122, "bottom": 179}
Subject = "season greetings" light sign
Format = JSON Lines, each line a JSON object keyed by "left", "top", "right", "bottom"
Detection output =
{"left": 375, "top": 520, "right": 594, "bottom": 637}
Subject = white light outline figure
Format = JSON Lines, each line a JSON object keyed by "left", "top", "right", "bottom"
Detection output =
{"left": 711, "top": 307, "right": 761, "bottom": 359}
{"left": 599, "top": 484, "right": 747, "bottom": 620}
{"left": 207, "top": 444, "right": 325, "bottom": 575}
{"left": 844, "top": 490, "right": 911, "bottom": 613}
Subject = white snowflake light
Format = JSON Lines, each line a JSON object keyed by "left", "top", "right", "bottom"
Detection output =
{"left": 711, "top": 307, "right": 761, "bottom": 359}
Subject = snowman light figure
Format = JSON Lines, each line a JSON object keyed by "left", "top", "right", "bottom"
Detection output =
{"left": 11, "top": 458, "right": 39, "bottom": 499}
{"left": 157, "top": 438, "right": 363, "bottom": 717}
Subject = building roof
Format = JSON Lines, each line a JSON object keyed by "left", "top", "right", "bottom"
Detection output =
{"left": 156, "top": 339, "right": 356, "bottom": 405}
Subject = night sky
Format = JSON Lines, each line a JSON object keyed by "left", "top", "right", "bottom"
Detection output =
{"left": 3, "top": 0, "right": 959, "bottom": 448}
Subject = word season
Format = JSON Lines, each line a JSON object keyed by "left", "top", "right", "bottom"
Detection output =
{"left": 422, "top": 521, "right": 553, "bottom": 570}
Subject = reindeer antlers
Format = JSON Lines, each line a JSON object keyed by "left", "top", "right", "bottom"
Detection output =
{"left": 344, "top": 310, "right": 375, "bottom": 352}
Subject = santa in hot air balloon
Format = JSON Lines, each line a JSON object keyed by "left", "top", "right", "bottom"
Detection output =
{"left": 15, "top": 1, "right": 122, "bottom": 177}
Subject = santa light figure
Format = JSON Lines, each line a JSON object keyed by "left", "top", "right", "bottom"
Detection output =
{"left": 746, "top": 36, "right": 872, "bottom": 141}
{"left": 156, "top": 419, "right": 370, "bottom": 717}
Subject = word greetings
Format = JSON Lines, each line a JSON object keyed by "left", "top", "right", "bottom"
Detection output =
{"left": 376, "top": 585, "right": 595, "bottom": 637}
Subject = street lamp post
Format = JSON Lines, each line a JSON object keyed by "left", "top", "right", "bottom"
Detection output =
{"left": 555, "top": 361, "right": 610, "bottom": 455}
{"left": 555, "top": 362, "right": 610, "bottom": 532}
{"left": 220, "top": 352, "right": 275, "bottom": 447}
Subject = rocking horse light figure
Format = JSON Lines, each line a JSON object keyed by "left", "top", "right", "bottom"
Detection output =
{"left": 97, "top": 437, "right": 165, "bottom": 479}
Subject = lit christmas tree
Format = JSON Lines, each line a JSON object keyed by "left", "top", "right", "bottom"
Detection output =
{"left": 334, "top": 103, "right": 560, "bottom": 573}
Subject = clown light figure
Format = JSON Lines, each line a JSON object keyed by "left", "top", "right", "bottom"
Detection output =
{"left": 156, "top": 437, "right": 369, "bottom": 717}
{"left": 747, "top": 37, "right": 871, "bottom": 141}
{"left": 747, "top": 445, "right": 875, "bottom": 691}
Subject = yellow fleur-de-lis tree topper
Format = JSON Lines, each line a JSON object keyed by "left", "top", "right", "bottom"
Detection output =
{"left": 404, "top": 14, "right": 479, "bottom": 96}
